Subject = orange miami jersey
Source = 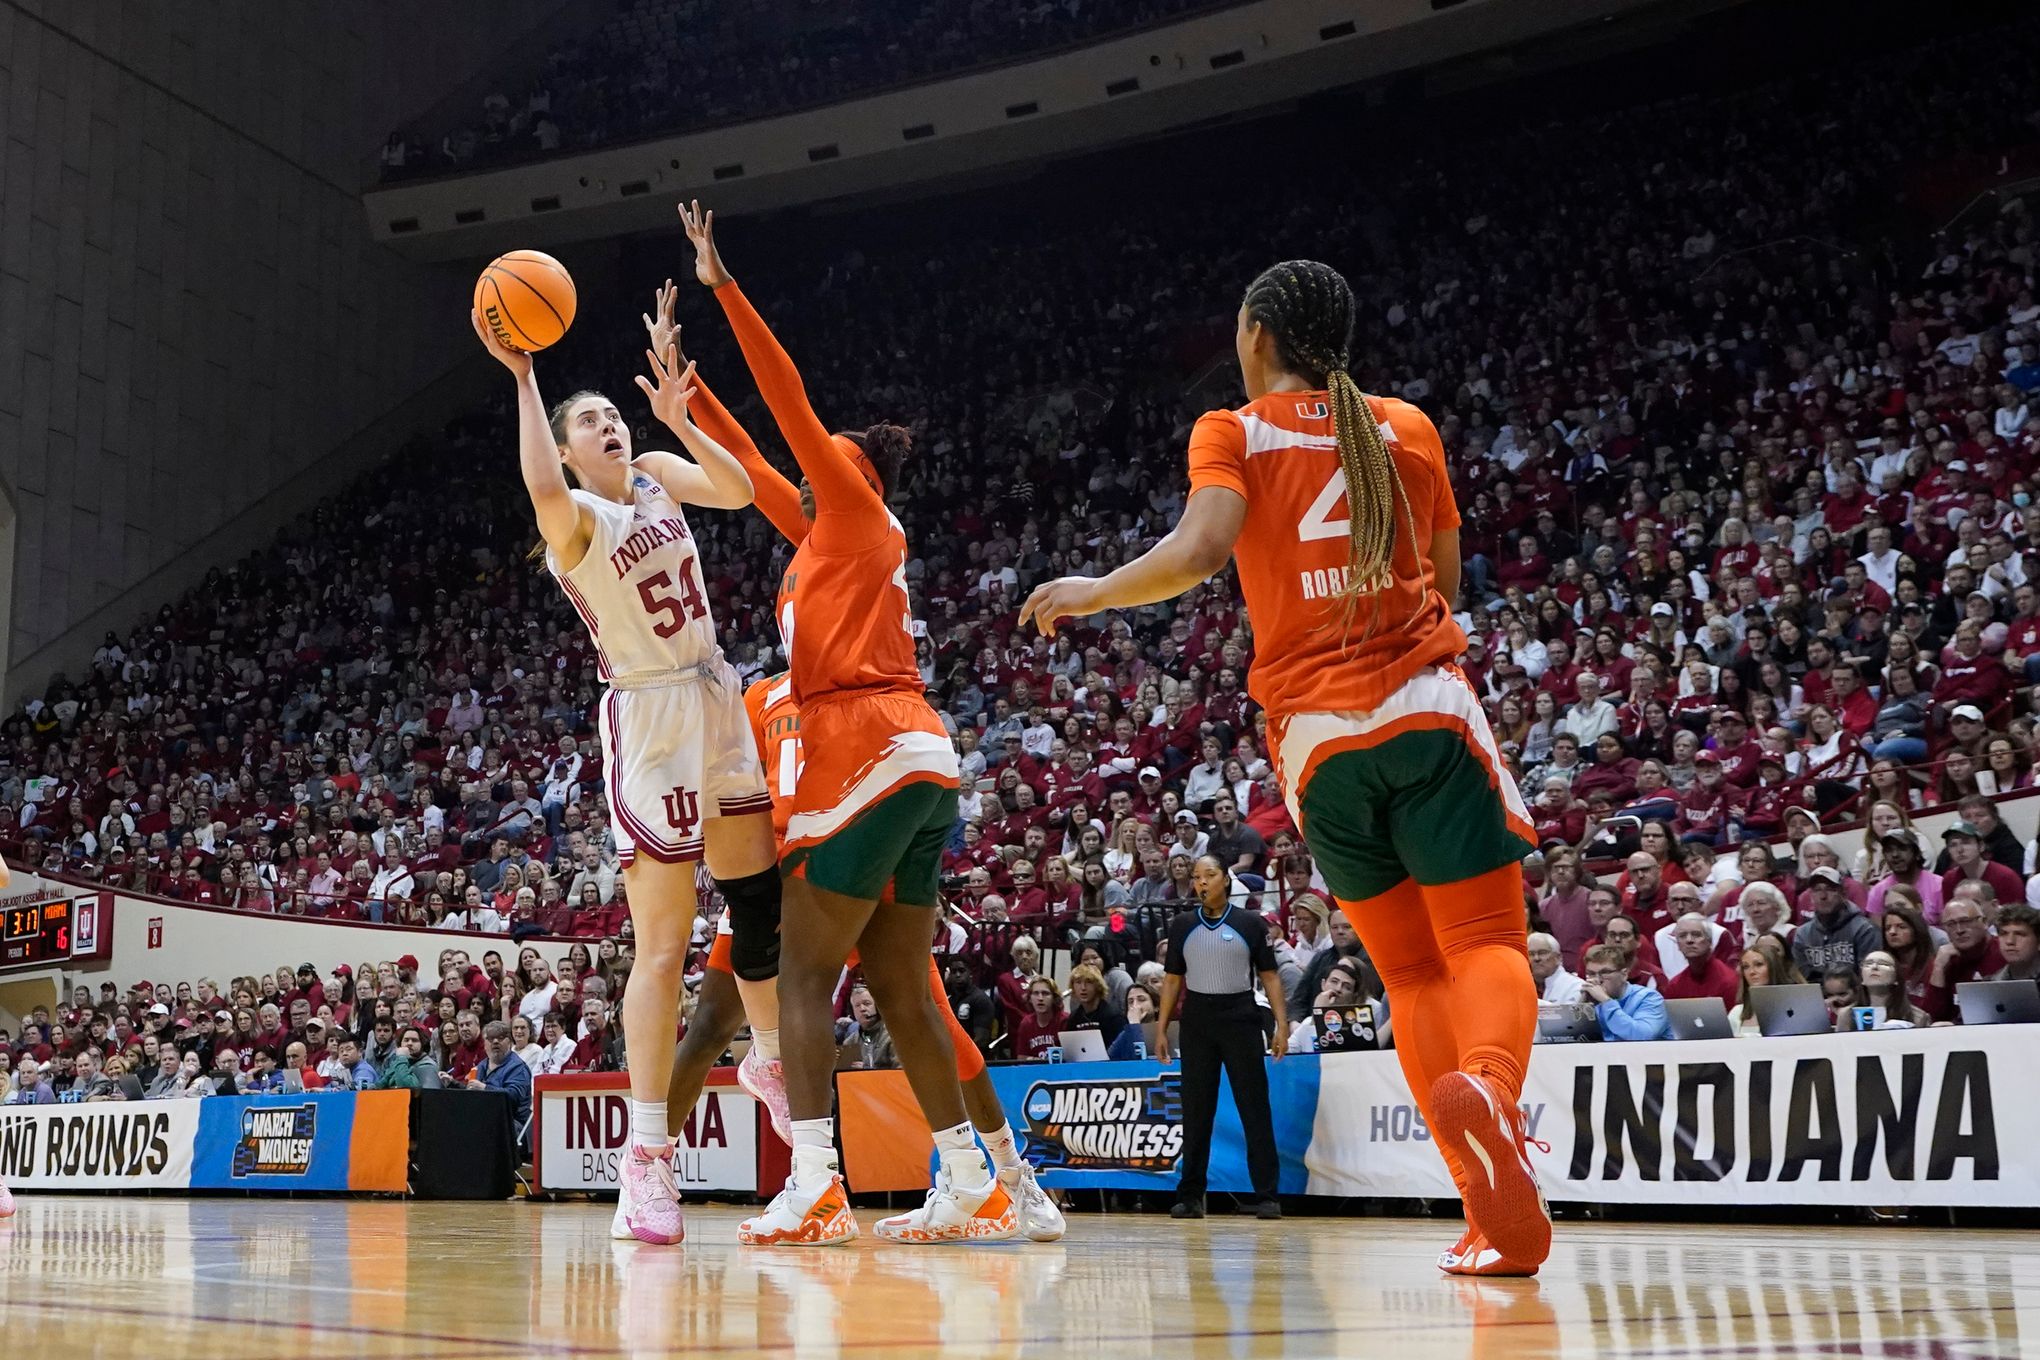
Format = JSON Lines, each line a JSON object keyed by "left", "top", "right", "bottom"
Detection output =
{"left": 737, "top": 671, "right": 983, "bottom": 1080}
{"left": 1186, "top": 389, "right": 1468, "bottom": 721}
{"left": 744, "top": 672, "right": 801, "bottom": 848}
{"left": 774, "top": 517, "right": 957, "bottom": 860}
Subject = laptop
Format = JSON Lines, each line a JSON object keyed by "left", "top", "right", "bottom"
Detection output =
{"left": 1055, "top": 1029, "right": 1111, "bottom": 1062}
{"left": 1535, "top": 1001, "right": 1601, "bottom": 1044}
{"left": 1751, "top": 984, "right": 1831, "bottom": 1037}
{"left": 1664, "top": 997, "right": 1733, "bottom": 1041}
{"left": 1956, "top": 979, "right": 2040, "bottom": 1026}
{"left": 1311, "top": 1005, "right": 1379, "bottom": 1052}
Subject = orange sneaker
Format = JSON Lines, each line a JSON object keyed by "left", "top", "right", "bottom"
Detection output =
{"left": 738, "top": 1173, "right": 860, "bottom": 1246}
{"left": 1440, "top": 1231, "right": 1541, "bottom": 1278}
{"left": 1429, "top": 1072, "right": 1551, "bottom": 1268}
{"left": 874, "top": 1166, "right": 1019, "bottom": 1244}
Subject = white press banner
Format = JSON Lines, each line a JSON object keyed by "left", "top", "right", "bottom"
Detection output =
{"left": 1305, "top": 1026, "right": 2038, "bottom": 1207}
{"left": 0, "top": 1100, "right": 200, "bottom": 1190}
{"left": 534, "top": 1075, "right": 759, "bottom": 1193}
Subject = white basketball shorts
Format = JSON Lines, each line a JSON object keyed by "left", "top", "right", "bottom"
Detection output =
{"left": 597, "top": 661, "right": 770, "bottom": 868}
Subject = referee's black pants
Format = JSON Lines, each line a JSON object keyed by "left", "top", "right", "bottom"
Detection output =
{"left": 1175, "top": 992, "right": 1278, "bottom": 1203}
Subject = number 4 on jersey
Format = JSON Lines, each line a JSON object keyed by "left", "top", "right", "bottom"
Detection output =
{"left": 1299, "top": 469, "right": 1349, "bottom": 542}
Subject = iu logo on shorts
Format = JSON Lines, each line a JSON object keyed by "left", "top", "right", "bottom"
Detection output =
{"left": 662, "top": 786, "right": 701, "bottom": 838}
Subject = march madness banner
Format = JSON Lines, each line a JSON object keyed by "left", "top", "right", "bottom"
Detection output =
{"left": 189, "top": 1090, "right": 411, "bottom": 1193}
{"left": 533, "top": 1071, "right": 762, "bottom": 1193}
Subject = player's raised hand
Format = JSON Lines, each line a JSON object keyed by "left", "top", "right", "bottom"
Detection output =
{"left": 1020, "top": 576, "right": 1104, "bottom": 638}
{"left": 642, "top": 278, "right": 685, "bottom": 360}
{"left": 678, "top": 200, "right": 732, "bottom": 288}
{"left": 471, "top": 308, "right": 532, "bottom": 378}
{"left": 636, "top": 343, "right": 698, "bottom": 430}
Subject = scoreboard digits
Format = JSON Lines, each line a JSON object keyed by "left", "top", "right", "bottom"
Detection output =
{"left": 0, "top": 897, "right": 72, "bottom": 970}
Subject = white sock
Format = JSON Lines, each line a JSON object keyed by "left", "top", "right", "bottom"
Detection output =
{"left": 750, "top": 1026, "right": 780, "bottom": 1061}
{"left": 980, "top": 1120, "right": 1022, "bottom": 1173}
{"left": 630, "top": 1100, "right": 668, "bottom": 1151}
{"left": 791, "top": 1117, "right": 837, "bottom": 1185}
{"left": 933, "top": 1121, "right": 991, "bottom": 1188}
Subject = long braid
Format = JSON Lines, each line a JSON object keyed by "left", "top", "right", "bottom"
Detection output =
{"left": 1242, "top": 260, "right": 1417, "bottom": 639}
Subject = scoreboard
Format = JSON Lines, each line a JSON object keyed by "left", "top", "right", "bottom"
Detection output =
{"left": 0, "top": 896, "right": 75, "bottom": 971}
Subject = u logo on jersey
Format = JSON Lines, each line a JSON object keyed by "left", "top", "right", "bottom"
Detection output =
{"left": 661, "top": 786, "right": 700, "bottom": 836}
{"left": 1294, "top": 400, "right": 1328, "bottom": 420}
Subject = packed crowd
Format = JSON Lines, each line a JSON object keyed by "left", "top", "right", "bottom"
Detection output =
{"left": 7, "top": 14, "right": 2040, "bottom": 1060}
{"left": 379, "top": 0, "right": 1226, "bottom": 179}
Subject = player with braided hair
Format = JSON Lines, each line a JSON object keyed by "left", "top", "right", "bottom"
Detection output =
{"left": 1023, "top": 259, "right": 1546, "bottom": 1276}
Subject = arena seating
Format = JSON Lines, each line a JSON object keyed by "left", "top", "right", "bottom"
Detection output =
{"left": 379, "top": 0, "right": 1231, "bottom": 179}
{"left": 8, "top": 12, "right": 2040, "bottom": 1079}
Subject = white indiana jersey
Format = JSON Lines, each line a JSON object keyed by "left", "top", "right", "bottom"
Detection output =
{"left": 547, "top": 472, "right": 720, "bottom": 681}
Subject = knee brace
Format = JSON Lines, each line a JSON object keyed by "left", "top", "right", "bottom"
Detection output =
{"left": 719, "top": 868, "right": 783, "bottom": 981}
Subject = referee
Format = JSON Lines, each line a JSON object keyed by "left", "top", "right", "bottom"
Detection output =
{"left": 1156, "top": 855, "right": 1287, "bottom": 1219}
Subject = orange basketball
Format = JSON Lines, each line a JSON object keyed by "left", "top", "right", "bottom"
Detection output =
{"left": 475, "top": 249, "right": 577, "bottom": 352}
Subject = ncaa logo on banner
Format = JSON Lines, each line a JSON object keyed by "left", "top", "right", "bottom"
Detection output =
{"left": 1021, "top": 1074, "right": 1184, "bottom": 1172}
{"left": 232, "top": 1104, "right": 317, "bottom": 1177}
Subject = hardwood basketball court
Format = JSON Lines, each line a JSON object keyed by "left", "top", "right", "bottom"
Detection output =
{"left": 0, "top": 1196, "right": 2030, "bottom": 1358}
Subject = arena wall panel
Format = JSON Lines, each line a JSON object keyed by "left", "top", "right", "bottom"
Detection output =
{"left": 0, "top": 0, "right": 568, "bottom": 701}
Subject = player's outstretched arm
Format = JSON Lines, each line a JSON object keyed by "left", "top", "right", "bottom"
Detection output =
{"left": 679, "top": 201, "right": 878, "bottom": 540}
{"left": 644, "top": 279, "right": 807, "bottom": 544}
{"left": 634, "top": 341, "right": 754, "bottom": 511}
{"left": 1020, "top": 486, "right": 1245, "bottom": 638}
{"left": 474, "top": 308, "right": 590, "bottom": 566}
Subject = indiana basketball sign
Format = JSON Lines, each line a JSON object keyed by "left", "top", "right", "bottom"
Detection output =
{"left": 533, "top": 1072, "right": 760, "bottom": 1193}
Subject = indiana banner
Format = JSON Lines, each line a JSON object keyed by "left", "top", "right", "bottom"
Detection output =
{"left": 1307, "top": 1025, "right": 2034, "bottom": 1207}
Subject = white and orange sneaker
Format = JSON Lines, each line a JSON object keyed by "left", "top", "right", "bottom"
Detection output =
{"left": 739, "top": 1173, "right": 859, "bottom": 1247}
{"left": 737, "top": 1048, "right": 793, "bottom": 1147}
{"left": 998, "top": 1163, "right": 1065, "bottom": 1242}
{"left": 612, "top": 1142, "right": 685, "bottom": 1245}
{"left": 1440, "top": 1230, "right": 1541, "bottom": 1278}
{"left": 875, "top": 1165, "right": 1019, "bottom": 1244}
{"left": 1429, "top": 1073, "right": 1551, "bottom": 1268}
{"left": 0, "top": 1179, "right": 13, "bottom": 1219}
{"left": 1437, "top": 1225, "right": 1479, "bottom": 1272}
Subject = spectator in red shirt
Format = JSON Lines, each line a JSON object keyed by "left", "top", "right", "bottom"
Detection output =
{"left": 1935, "top": 622, "right": 2011, "bottom": 720}
{"left": 1938, "top": 821, "right": 2024, "bottom": 906}
{"left": 994, "top": 934, "right": 1042, "bottom": 1037}
{"left": 1659, "top": 912, "right": 1742, "bottom": 1006}
{"left": 1677, "top": 752, "right": 1742, "bottom": 846}
{"left": 444, "top": 1010, "right": 488, "bottom": 1081}
{"left": 1009, "top": 975, "right": 1067, "bottom": 1060}
{"left": 1709, "top": 711, "right": 1765, "bottom": 788}
{"left": 1532, "top": 777, "right": 1586, "bottom": 849}
{"left": 1496, "top": 534, "right": 1552, "bottom": 594}
{"left": 1919, "top": 890, "right": 2006, "bottom": 1021}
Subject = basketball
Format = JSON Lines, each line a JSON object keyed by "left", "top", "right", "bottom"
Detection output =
{"left": 475, "top": 249, "right": 577, "bottom": 352}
